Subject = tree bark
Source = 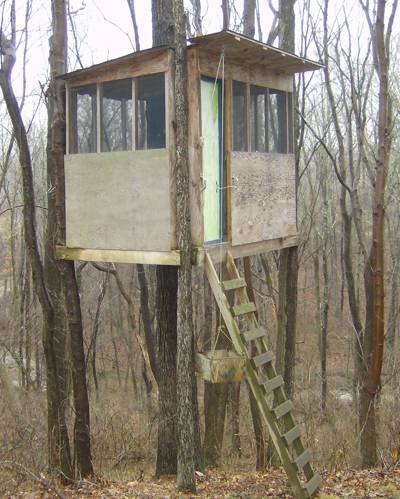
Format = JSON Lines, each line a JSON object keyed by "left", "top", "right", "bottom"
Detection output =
{"left": 0, "top": 2, "right": 73, "bottom": 479}
{"left": 359, "top": 0, "right": 397, "bottom": 467}
{"left": 173, "top": 0, "right": 197, "bottom": 490}
{"left": 48, "top": 0, "right": 93, "bottom": 477}
{"left": 155, "top": 265, "right": 178, "bottom": 476}
{"left": 243, "top": 0, "right": 255, "bottom": 38}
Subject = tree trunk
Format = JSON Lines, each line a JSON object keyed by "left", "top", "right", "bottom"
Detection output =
{"left": 243, "top": 256, "right": 267, "bottom": 468}
{"left": 48, "top": 0, "right": 93, "bottom": 477}
{"left": 155, "top": 265, "right": 178, "bottom": 476}
{"left": 173, "top": 0, "right": 197, "bottom": 490}
{"left": 243, "top": 0, "right": 255, "bottom": 37}
{"left": 0, "top": 3, "right": 73, "bottom": 479}
{"left": 359, "top": 0, "right": 396, "bottom": 467}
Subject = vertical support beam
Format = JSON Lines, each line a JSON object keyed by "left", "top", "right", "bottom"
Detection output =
{"left": 187, "top": 47, "right": 203, "bottom": 246}
{"left": 246, "top": 83, "right": 251, "bottom": 151}
{"left": 65, "top": 82, "right": 70, "bottom": 155}
{"left": 131, "top": 78, "right": 136, "bottom": 150}
{"left": 96, "top": 83, "right": 101, "bottom": 153}
{"left": 166, "top": 49, "right": 177, "bottom": 249}
{"left": 224, "top": 78, "right": 232, "bottom": 241}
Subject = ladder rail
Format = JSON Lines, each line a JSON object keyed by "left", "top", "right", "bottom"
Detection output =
{"left": 204, "top": 253, "right": 305, "bottom": 498}
{"left": 204, "top": 252, "right": 321, "bottom": 498}
{"left": 225, "top": 252, "right": 315, "bottom": 481}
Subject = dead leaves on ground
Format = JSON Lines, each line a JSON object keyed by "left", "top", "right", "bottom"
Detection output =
{"left": 6, "top": 467, "right": 400, "bottom": 498}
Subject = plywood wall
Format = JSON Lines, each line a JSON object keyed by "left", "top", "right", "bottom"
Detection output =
{"left": 231, "top": 152, "right": 297, "bottom": 246}
{"left": 65, "top": 150, "right": 172, "bottom": 251}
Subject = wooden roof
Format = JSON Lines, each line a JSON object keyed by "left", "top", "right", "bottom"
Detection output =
{"left": 59, "top": 30, "right": 322, "bottom": 83}
{"left": 189, "top": 31, "right": 323, "bottom": 74}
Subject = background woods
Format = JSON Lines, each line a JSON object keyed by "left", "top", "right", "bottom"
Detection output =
{"left": 0, "top": 0, "right": 399, "bottom": 495}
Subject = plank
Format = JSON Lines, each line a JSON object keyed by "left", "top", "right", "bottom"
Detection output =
{"left": 231, "top": 302, "right": 257, "bottom": 316}
{"left": 273, "top": 400, "right": 294, "bottom": 419}
{"left": 293, "top": 449, "right": 311, "bottom": 471}
{"left": 252, "top": 351, "right": 273, "bottom": 368}
{"left": 222, "top": 277, "right": 246, "bottom": 291}
{"left": 65, "top": 150, "right": 171, "bottom": 252}
{"left": 304, "top": 474, "right": 322, "bottom": 497}
{"left": 231, "top": 152, "right": 297, "bottom": 246}
{"left": 260, "top": 374, "right": 284, "bottom": 394}
{"left": 65, "top": 48, "right": 170, "bottom": 87}
{"left": 242, "top": 327, "right": 266, "bottom": 342}
{"left": 56, "top": 246, "right": 180, "bottom": 266}
{"left": 283, "top": 425, "right": 301, "bottom": 446}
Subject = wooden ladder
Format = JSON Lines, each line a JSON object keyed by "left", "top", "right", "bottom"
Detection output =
{"left": 204, "top": 251, "right": 321, "bottom": 499}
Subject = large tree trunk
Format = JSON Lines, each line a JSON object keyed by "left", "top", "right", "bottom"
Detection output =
{"left": 277, "top": 0, "right": 298, "bottom": 400}
{"left": 48, "top": 0, "right": 93, "bottom": 477}
{"left": 359, "top": 0, "right": 396, "bottom": 467}
{"left": 0, "top": 3, "right": 72, "bottom": 479}
{"left": 173, "top": 0, "right": 197, "bottom": 491}
{"left": 151, "top": 0, "right": 179, "bottom": 476}
{"left": 155, "top": 265, "right": 178, "bottom": 476}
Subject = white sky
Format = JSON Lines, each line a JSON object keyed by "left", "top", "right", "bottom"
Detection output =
{"left": 5, "top": 0, "right": 399, "bottom": 121}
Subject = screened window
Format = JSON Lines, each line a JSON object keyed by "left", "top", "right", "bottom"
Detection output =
{"left": 71, "top": 84, "right": 97, "bottom": 153}
{"left": 250, "top": 85, "right": 267, "bottom": 152}
{"left": 268, "top": 89, "right": 287, "bottom": 153}
{"left": 136, "top": 73, "right": 166, "bottom": 149}
{"left": 233, "top": 81, "right": 293, "bottom": 154}
{"left": 102, "top": 79, "right": 132, "bottom": 152}
{"left": 232, "top": 81, "right": 247, "bottom": 151}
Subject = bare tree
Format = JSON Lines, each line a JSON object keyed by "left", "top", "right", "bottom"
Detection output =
{"left": 0, "top": 0, "right": 73, "bottom": 479}
{"left": 358, "top": 0, "right": 398, "bottom": 467}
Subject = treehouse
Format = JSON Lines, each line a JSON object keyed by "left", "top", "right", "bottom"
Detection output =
{"left": 56, "top": 30, "right": 322, "bottom": 266}
{"left": 58, "top": 31, "right": 324, "bottom": 498}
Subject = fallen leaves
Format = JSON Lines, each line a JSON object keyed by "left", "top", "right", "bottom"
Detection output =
{"left": 5, "top": 467, "right": 400, "bottom": 498}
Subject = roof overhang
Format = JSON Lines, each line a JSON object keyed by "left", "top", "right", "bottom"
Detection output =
{"left": 189, "top": 30, "right": 323, "bottom": 74}
{"left": 59, "top": 45, "right": 170, "bottom": 82}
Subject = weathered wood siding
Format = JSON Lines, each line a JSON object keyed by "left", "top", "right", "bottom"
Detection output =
{"left": 65, "top": 150, "right": 172, "bottom": 251}
{"left": 231, "top": 152, "right": 297, "bottom": 245}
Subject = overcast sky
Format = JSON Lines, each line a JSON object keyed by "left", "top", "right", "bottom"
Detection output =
{"left": 5, "top": 0, "right": 399, "bottom": 123}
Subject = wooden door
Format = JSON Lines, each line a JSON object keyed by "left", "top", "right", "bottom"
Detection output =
{"left": 201, "top": 77, "right": 222, "bottom": 243}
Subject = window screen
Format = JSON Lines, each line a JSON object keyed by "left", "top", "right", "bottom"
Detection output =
{"left": 268, "top": 89, "right": 287, "bottom": 153}
{"left": 71, "top": 84, "right": 97, "bottom": 153}
{"left": 250, "top": 85, "right": 268, "bottom": 152}
{"left": 136, "top": 73, "right": 166, "bottom": 149}
{"left": 102, "top": 79, "right": 132, "bottom": 152}
{"left": 232, "top": 81, "right": 247, "bottom": 151}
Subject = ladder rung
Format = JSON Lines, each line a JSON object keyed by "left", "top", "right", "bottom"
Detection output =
{"left": 242, "top": 327, "right": 266, "bottom": 342}
{"left": 273, "top": 400, "right": 293, "bottom": 419}
{"left": 231, "top": 302, "right": 257, "bottom": 316}
{"left": 222, "top": 278, "right": 246, "bottom": 291}
{"left": 304, "top": 474, "right": 322, "bottom": 496}
{"left": 260, "top": 375, "right": 284, "bottom": 394}
{"left": 293, "top": 449, "right": 311, "bottom": 471}
{"left": 252, "top": 351, "right": 273, "bottom": 368}
{"left": 282, "top": 425, "right": 301, "bottom": 446}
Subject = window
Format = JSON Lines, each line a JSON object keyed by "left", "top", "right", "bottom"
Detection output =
{"left": 102, "top": 79, "right": 132, "bottom": 152}
{"left": 69, "top": 73, "right": 166, "bottom": 154}
{"left": 232, "top": 81, "right": 247, "bottom": 151}
{"left": 71, "top": 84, "right": 97, "bottom": 153}
{"left": 268, "top": 89, "right": 287, "bottom": 153}
{"left": 136, "top": 73, "right": 166, "bottom": 149}
{"left": 250, "top": 85, "right": 267, "bottom": 152}
{"left": 232, "top": 81, "right": 293, "bottom": 154}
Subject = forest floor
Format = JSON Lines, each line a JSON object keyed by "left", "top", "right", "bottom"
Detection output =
{"left": 7, "top": 467, "right": 400, "bottom": 498}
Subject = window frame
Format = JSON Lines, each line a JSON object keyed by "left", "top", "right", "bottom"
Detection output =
{"left": 68, "top": 72, "right": 167, "bottom": 155}
{"left": 231, "top": 80, "right": 294, "bottom": 154}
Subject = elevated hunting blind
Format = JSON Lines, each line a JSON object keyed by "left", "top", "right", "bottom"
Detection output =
{"left": 57, "top": 31, "right": 324, "bottom": 499}
{"left": 57, "top": 30, "right": 322, "bottom": 266}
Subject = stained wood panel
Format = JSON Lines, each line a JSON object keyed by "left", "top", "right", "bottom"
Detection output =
{"left": 231, "top": 152, "right": 297, "bottom": 246}
{"left": 65, "top": 150, "right": 171, "bottom": 252}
